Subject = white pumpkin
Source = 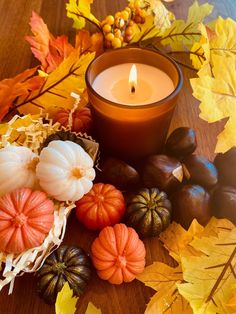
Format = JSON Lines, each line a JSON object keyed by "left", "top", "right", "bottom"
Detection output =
{"left": 0, "top": 145, "right": 38, "bottom": 196}
{"left": 36, "top": 140, "right": 95, "bottom": 202}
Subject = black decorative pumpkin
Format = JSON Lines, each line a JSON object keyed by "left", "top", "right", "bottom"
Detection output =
{"left": 125, "top": 188, "right": 172, "bottom": 237}
{"left": 41, "top": 130, "right": 85, "bottom": 150}
{"left": 37, "top": 245, "right": 91, "bottom": 304}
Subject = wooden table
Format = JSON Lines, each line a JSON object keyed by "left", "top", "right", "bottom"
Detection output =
{"left": 0, "top": 1, "right": 235, "bottom": 313}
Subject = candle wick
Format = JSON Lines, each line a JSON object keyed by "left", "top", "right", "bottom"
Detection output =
{"left": 131, "top": 85, "right": 135, "bottom": 94}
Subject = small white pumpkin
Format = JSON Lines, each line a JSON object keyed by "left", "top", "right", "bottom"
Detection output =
{"left": 36, "top": 140, "right": 95, "bottom": 202}
{"left": 0, "top": 145, "right": 38, "bottom": 196}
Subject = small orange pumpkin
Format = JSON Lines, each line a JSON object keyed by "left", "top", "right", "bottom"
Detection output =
{"left": 76, "top": 183, "right": 125, "bottom": 230}
{"left": 53, "top": 107, "right": 92, "bottom": 133}
{"left": 91, "top": 223, "right": 146, "bottom": 284}
{"left": 0, "top": 188, "right": 54, "bottom": 254}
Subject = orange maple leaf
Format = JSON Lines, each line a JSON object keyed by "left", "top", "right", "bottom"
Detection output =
{"left": 0, "top": 67, "right": 44, "bottom": 121}
{"left": 75, "top": 29, "right": 104, "bottom": 56}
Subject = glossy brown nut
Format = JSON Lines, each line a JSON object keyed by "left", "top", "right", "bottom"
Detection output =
{"left": 214, "top": 148, "right": 236, "bottom": 188}
{"left": 165, "top": 127, "right": 197, "bottom": 159}
{"left": 211, "top": 185, "right": 236, "bottom": 224}
{"left": 101, "top": 157, "right": 140, "bottom": 190}
{"left": 171, "top": 184, "right": 211, "bottom": 229}
{"left": 141, "top": 154, "right": 183, "bottom": 192}
{"left": 183, "top": 155, "right": 218, "bottom": 189}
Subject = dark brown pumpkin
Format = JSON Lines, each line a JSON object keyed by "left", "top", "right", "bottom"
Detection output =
{"left": 37, "top": 245, "right": 91, "bottom": 304}
{"left": 125, "top": 188, "right": 172, "bottom": 237}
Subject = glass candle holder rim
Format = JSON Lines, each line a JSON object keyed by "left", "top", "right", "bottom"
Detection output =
{"left": 85, "top": 46, "right": 183, "bottom": 110}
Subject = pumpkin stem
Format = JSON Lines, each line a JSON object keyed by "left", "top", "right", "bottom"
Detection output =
{"left": 71, "top": 167, "right": 84, "bottom": 179}
{"left": 12, "top": 213, "right": 27, "bottom": 227}
{"left": 27, "top": 157, "right": 39, "bottom": 171}
{"left": 115, "top": 255, "right": 127, "bottom": 268}
{"left": 52, "top": 262, "right": 67, "bottom": 274}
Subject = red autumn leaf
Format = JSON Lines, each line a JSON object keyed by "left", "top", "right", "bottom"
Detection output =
{"left": 75, "top": 29, "right": 104, "bottom": 56}
{"left": 25, "top": 11, "right": 54, "bottom": 71}
{"left": 0, "top": 67, "right": 44, "bottom": 121}
{"left": 46, "top": 36, "right": 75, "bottom": 73}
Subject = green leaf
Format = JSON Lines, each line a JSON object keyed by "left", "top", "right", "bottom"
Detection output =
{"left": 66, "top": 0, "right": 100, "bottom": 30}
{"left": 160, "top": 1, "right": 213, "bottom": 51}
{"left": 55, "top": 282, "right": 78, "bottom": 314}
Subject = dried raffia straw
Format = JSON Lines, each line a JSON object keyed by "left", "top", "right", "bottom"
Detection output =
{"left": 0, "top": 111, "right": 98, "bottom": 293}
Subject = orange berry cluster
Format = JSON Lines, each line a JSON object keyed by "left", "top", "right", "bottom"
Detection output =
{"left": 101, "top": 1, "right": 146, "bottom": 49}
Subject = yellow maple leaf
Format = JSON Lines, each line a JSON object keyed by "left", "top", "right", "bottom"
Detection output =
{"left": 146, "top": 0, "right": 175, "bottom": 31}
{"left": 85, "top": 302, "right": 102, "bottom": 314}
{"left": 159, "top": 219, "right": 204, "bottom": 262}
{"left": 16, "top": 51, "right": 95, "bottom": 116}
{"left": 137, "top": 263, "right": 193, "bottom": 314}
{"left": 227, "top": 290, "right": 236, "bottom": 314}
{"left": 66, "top": 0, "right": 100, "bottom": 30}
{"left": 178, "top": 228, "right": 236, "bottom": 314}
{"left": 160, "top": 1, "right": 213, "bottom": 51}
{"left": 55, "top": 282, "right": 79, "bottom": 314}
{"left": 191, "top": 53, "right": 236, "bottom": 153}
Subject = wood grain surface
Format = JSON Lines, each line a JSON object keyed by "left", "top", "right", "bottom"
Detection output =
{"left": 0, "top": 1, "right": 235, "bottom": 313}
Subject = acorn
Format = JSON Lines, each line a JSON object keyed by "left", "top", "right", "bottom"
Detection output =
{"left": 172, "top": 184, "right": 211, "bottom": 229}
{"left": 211, "top": 185, "right": 236, "bottom": 224}
{"left": 214, "top": 148, "right": 236, "bottom": 188}
{"left": 165, "top": 127, "right": 197, "bottom": 160}
{"left": 101, "top": 157, "right": 140, "bottom": 190}
{"left": 141, "top": 154, "right": 183, "bottom": 193}
{"left": 183, "top": 155, "right": 218, "bottom": 189}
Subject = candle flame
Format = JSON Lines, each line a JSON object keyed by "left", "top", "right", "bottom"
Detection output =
{"left": 129, "top": 64, "right": 137, "bottom": 94}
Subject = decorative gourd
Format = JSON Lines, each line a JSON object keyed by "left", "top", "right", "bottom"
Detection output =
{"left": 76, "top": 183, "right": 125, "bottom": 230}
{"left": 53, "top": 107, "right": 92, "bottom": 133}
{"left": 36, "top": 140, "right": 95, "bottom": 202}
{"left": 37, "top": 245, "right": 91, "bottom": 304}
{"left": 0, "top": 145, "right": 38, "bottom": 196}
{"left": 91, "top": 223, "right": 146, "bottom": 284}
{"left": 125, "top": 188, "right": 172, "bottom": 237}
{"left": 0, "top": 188, "right": 54, "bottom": 254}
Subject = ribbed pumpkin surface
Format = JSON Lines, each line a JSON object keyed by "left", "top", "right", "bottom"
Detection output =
{"left": 37, "top": 245, "right": 91, "bottom": 304}
{"left": 91, "top": 224, "right": 146, "bottom": 284}
{"left": 0, "top": 188, "right": 54, "bottom": 254}
{"left": 76, "top": 183, "right": 125, "bottom": 230}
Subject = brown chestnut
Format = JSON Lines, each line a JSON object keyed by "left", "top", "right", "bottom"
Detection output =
{"left": 172, "top": 184, "right": 211, "bottom": 229}
{"left": 165, "top": 127, "right": 197, "bottom": 159}
{"left": 214, "top": 148, "right": 236, "bottom": 188}
{"left": 183, "top": 155, "right": 218, "bottom": 189}
{"left": 211, "top": 185, "right": 236, "bottom": 224}
{"left": 141, "top": 154, "right": 183, "bottom": 192}
{"left": 101, "top": 157, "right": 140, "bottom": 190}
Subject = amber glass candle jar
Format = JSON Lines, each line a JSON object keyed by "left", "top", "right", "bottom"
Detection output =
{"left": 86, "top": 47, "right": 183, "bottom": 162}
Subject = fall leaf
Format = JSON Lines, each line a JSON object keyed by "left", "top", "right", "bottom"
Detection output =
{"left": 85, "top": 302, "right": 102, "bottom": 314}
{"left": 75, "top": 29, "right": 104, "bottom": 56}
{"left": 146, "top": 0, "right": 175, "bottom": 31}
{"left": 159, "top": 1, "right": 213, "bottom": 51}
{"left": 159, "top": 219, "right": 204, "bottom": 262}
{"left": 131, "top": 15, "right": 161, "bottom": 43}
{"left": 26, "top": 12, "right": 75, "bottom": 73}
{"left": 55, "top": 282, "right": 78, "bottom": 314}
{"left": 0, "top": 67, "right": 44, "bottom": 121}
{"left": 137, "top": 263, "right": 192, "bottom": 314}
{"left": 25, "top": 11, "right": 53, "bottom": 70}
{"left": 66, "top": 0, "right": 100, "bottom": 30}
{"left": 15, "top": 51, "right": 95, "bottom": 116}
{"left": 227, "top": 291, "right": 236, "bottom": 314}
{"left": 178, "top": 228, "right": 236, "bottom": 314}
{"left": 191, "top": 53, "right": 236, "bottom": 153}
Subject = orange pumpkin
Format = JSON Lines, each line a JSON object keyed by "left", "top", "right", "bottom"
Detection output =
{"left": 0, "top": 188, "right": 54, "bottom": 254}
{"left": 53, "top": 107, "right": 92, "bottom": 133}
{"left": 76, "top": 183, "right": 125, "bottom": 230}
{"left": 91, "top": 224, "right": 146, "bottom": 284}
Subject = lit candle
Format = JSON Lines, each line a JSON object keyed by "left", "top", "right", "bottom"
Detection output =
{"left": 86, "top": 47, "right": 183, "bottom": 162}
{"left": 92, "top": 63, "right": 175, "bottom": 105}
